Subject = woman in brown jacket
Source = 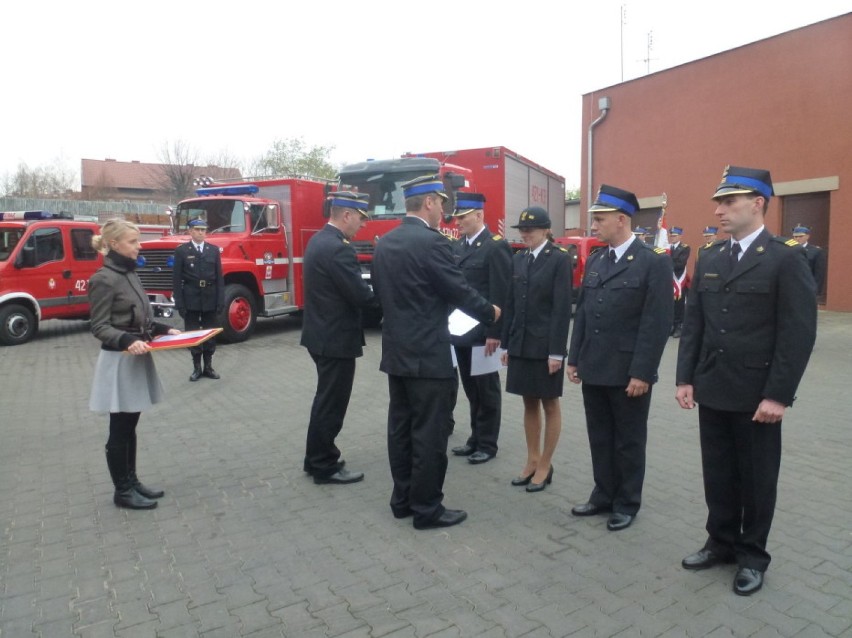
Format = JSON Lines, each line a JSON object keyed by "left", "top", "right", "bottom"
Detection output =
{"left": 88, "top": 219, "right": 178, "bottom": 509}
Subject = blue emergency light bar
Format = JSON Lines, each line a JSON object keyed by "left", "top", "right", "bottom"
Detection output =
{"left": 1, "top": 210, "right": 73, "bottom": 221}
{"left": 195, "top": 185, "right": 260, "bottom": 197}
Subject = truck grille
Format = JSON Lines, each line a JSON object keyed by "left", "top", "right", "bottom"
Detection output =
{"left": 351, "top": 240, "right": 374, "bottom": 256}
{"left": 138, "top": 249, "right": 175, "bottom": 291}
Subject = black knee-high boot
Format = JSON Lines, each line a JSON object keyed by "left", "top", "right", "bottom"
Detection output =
{"left": 128, "top": 429, "right": 164, "bottom": 499}
{"left": 105, "top": 444, "right": 157, "bottom": 509}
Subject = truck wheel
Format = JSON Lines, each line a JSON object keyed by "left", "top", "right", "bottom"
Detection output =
{"left": 218, "top": 284, "right": 257, "bottom": 343}
{"left": 0, "top": 304, "right": 38, "bottom": 346}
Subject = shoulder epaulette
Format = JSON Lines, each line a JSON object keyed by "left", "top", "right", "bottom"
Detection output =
{"left": 681, "top": 243, "right": 689, "bottom": 248}
{"left": 702, "top": 241, "right": 714, "bottom": 249}
{"left": 653, "top": 247, "right": 667, "bottom": 254}
{"left": 711, "top": 238, "right": 727, "bottom": 246}
{"left": 783, "top": 238, "right": 799, "bottom": 247}
{"left": 557, "top": 246, "right": 568, "bottom": 253}
{"left": 342, "top": 238, "right": 350, "bottom": 244}
{"left": 492, "top": 234, "right": 502, "bottom": 241}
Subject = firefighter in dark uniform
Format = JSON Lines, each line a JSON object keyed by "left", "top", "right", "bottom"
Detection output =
{"left": 791, "top": 224, "right": 827, "bottom": 297}
{"left": 695, "top": 226, "right": 718, "bottom": 268}
{"left": 501, "top": 207, "right": 573, "bottom": 493}
{"left": 567, "top": 185, "right": 673, "bottom": 532}
{"left": 172, "top": 218, "right": 225, "bottom": 381}
{"left": 300, "top": 192, "right": 375, "bottom": 485}
{"left": 372, "top": 175, "right": 499, "bottom": 530}
{"left": 669, "top": 226, "right": 691, "bottom": 337}
{"left": 676, "top": 166, "right": 817, "bottom": 596}
{"left": 449, "top": 193, "right": 512, "bottom": 465}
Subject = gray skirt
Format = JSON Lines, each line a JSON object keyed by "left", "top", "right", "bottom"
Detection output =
{"left": 89, "top": 350, "right": 165, "bottom": 413}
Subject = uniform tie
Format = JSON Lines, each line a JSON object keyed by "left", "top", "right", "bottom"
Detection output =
{"left": 730, "top": 241, "right": 741, "bottom": 266}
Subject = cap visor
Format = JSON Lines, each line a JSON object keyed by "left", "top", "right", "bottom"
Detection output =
{"left": 588, "top": 204, "right": 620, "bottom": 213}
{"left": 452, "top": 208, "right": 476, "bottom": 217}
{"left": 712, "top": 186, "right": 756, "bottom": 200}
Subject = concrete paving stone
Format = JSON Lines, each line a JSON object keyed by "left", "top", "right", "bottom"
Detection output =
{"left": 218, "top": 582, "right": 265, "bottom": 609}
{"left": 147, "top": 579, "right": 186, "bottom": 607}
{"left": 148, "top": 598, "right": 196, "bottom": 632}
{"left": 0, "top": 615, "right": 37, "bottom": 637}
{"left": 523, "top": 601, "right": 590, "bottom": 636}
{"left": 1, "top": 591, "right": 38, "bottom": 620}
{"left": 268, "top": 600, "right": 324, "bottom": 634}
{"left": 36, "top": 594, "right": 77, "bottom": 624}
{"left": 187, "top": 600, "right": 234, "bottom": 633}
{"left": 72, "top": 596, "right": 116, "bottom": 628}
{"left": 150, "top": 624, "right": 203, "bottom": 638}
{"left": 481, "top": 603, "right": 544, "bottom": 637}
{"left": 349, "top": 604, "right": 413, "bottom": 638}
{"left": 305, "top": 601, "right": 366, "bottom": 636}
{"left": 33, "top": 616, "right": 77, "bottom": 638}
{"left": 104, "top": 559, "right": 141, "bottom": 584}
{"left": 786, "top": 601, "right": 852, "bottom": 635}
{"left": 182, "top": 579, "right": 225, "bottom": 610}
{"left": 252, "top": 583, "right": 302, "bottom": 614}
{"left": 197, "top": 624, "right": 248, "bottom": 638}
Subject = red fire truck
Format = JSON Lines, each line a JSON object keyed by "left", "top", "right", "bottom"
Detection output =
{"left": 137, "top": 176, "right": 333, "bottom": 343}
{"left": 0, "top": 211, "right": 102, "bottom": 345}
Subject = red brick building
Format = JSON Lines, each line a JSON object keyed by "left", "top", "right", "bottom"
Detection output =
{"left": 581, "top": 13, "right": 852, "bottom": 310}
{"left": 81, "top": 159, "right": 240, "bottom": 203}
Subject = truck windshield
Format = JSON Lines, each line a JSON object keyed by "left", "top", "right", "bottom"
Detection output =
{"left": 339, "top": 171, "right": 456, "bottom": 219}
{"left": 175, "top": 200, "right": 246, "bottom": 234}
{"left": 0, "top": 229, "right": 24, "bottom": 261}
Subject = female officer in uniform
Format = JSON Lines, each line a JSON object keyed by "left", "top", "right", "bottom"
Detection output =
{"left": 501, "top": 207, "right": 572, "bottom": 492}
{"left": 89, "top": 218, "right": 179, "bottom": 509}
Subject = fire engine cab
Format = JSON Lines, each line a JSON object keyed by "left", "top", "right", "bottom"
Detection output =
{"left": 0, "top": 211, "right": 102, "bottom": 345}
{"left": 138, "top": 176, "right": 332, "bottom": 343}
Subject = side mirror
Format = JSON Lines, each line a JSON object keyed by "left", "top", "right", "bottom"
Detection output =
{"left": 15, "top": 246, "right": 36, "bottom": 268}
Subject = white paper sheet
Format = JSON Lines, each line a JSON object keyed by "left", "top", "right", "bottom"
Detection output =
{"left": 469, "top": 346, "right": 507, "bottom": 376}
{"left": 448, "top": 309, "right": 479, "bottom": 336}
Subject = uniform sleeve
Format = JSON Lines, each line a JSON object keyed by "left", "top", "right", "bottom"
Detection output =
{"left": 427, "top": 237, "right": 494, "bottom": 325}
{"left": 567, "top": 255, "right": 592, "bottom": 366}
{"left": 548, "top": 251, "right": 573, "bottom": 356}
{"left": 486, "top": 241, "right": 512, "bottom": 339}
{"left": 215, "top": 249, "right": 225, "bottom": 308}
{"left": 329, "top": 242, "right": 375, "bottom": 309}
{"left": 763, "top": 248, "right": 817, "bottom": 404}
{"left": 628, "top": 252, "right": 673, "bottom": 383}
{"left": 172, "top": 247, "right": 185, "bottom": 310}
{"left": 676, "top": 256, "right": 706, "bottom": 384}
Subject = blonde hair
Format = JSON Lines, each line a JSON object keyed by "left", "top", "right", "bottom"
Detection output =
{"left": 91, "top": 218, "right": 140, "bottom": 254}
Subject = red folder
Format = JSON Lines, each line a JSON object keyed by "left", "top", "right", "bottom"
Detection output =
{"left": 147, "top": 328, "right": 223, "bottom": 351}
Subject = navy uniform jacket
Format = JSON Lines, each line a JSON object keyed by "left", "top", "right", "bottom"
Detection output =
{"left": 676, "top": 230, "right": 817, "bottom": 411}
{"left": 172, "top": 242, "right": 225, "bottom": 312}
{"left": 372, "top": 217, "right": 495, "bottom": 379}
{"left": 803, "top": 243, "right": 827, "bottom": 295}
{"left": 501, "top": 242, "right": 573, "bottom": 359}
{"left": 300, "top": 224, "right": 375, "bottom": 359}
{"left": 568, "top": 240, "right": 673, "bottom": 386}
{"left": 451, "top": 226, "right": 512, "bottom": 347}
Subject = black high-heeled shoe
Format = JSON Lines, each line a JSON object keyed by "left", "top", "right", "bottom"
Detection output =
{"left": 525, "top": 466, "right": 554, "bottom": 493}
{"left": 511, "top": 471, "right": 535, "bottom": 486}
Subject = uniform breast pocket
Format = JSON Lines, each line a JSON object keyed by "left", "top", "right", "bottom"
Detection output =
{"left": 583, "top": 274, "right": 601, "bottom": 288}
{"left": 735, "top": 281, "right": 770, "bottom": 295}
{"left": 698, "top": 279, "right": 721, "bottom": 293}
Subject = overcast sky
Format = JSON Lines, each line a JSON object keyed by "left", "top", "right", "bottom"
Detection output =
{"left": 3, "top": 0, "right": 850, "bottom": 191}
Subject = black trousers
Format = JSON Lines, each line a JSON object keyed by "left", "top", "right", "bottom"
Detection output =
{"left": 673, "top": 289, "right": 687, "bottom": 327}
{"left": 698, "top": 405, "right": 782, "bottom": 571}
{"left": 386, "top": 375, "right": 454, "bottom": 525}
{"left": 184, "top": 309, "right": 219, "bottom": 356}
{"left": 304, "top": 354, "right": 356, "bottom": 478}
{"left": 455, "top": 346, "right": 502, "bottom": 455}
{"left": 581, "top": 383, "right": 651, "bottom": 515}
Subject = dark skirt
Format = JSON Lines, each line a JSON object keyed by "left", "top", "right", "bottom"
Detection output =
{"left": 505, "top": 356, "right": 565, "bottom": 399}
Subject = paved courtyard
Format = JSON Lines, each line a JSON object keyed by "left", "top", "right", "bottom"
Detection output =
{"left": 1, "top": 310, "right": 851, "bottom": 637}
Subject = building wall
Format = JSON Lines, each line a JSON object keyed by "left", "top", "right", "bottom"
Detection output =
{"left": 581, "top": 13, "right": 852, "bottom": 310}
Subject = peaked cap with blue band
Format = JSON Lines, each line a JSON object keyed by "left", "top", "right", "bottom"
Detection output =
{"left": 401, "top": 174, "right": 448, "bottom": 200}
{"left": 712, "top": 165, "right": 773, "bottom": 200}
{"left": 452, "top": 192, "right": 485, "bottom": 217}
{"left": 633, "top": 227, "right": 648, "bottom": 235}
{"left": 589, "top": 184, "right": 640, "bottom": 217}
{"left": 702, "top": 226, "right": 718, "bottom": 235}
{"left": 670, "top": 226, "right": 683, "bottom": 235}
{"left": 792, "top": 225, "right": 811, "bottom": 235}
{"left": 330, "top": 191, "right": 370, "bottom": 216}
{"left": 188, "top": 218, "right": 208, "bottom": 229}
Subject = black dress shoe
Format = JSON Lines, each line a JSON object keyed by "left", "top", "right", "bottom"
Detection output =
{"left": 202, "top": 367, "right": 220, "bottom": 379}
{"left": 733, "top": 567, "right": 764, "bottom": 596}
{"left": 451, "top": 444, "right": 475, "bottom": 456}
{"left": 606, "top": 512, "right": 634, "bottom": 531}
{"left": 571, "top": 502, "right": 611, "bottom": 516}
{"left": 468, "top": 451, "right": 493, "bottom": 464}
{"left": 681, "top": 548, "right": 736, "bottom": 571}
{"left": 189, "top": 367, "right": 202, "bottom": 382}
{"left": 511, "top": 472, "right": 535, "bottom": 486}
{"left": 413, "top": 509, "right": 467, "bottom": 530}
{"left": 313, "top": 468, "right": 364, "bottom": 485}
{"left": 525, "top": 466, "right": 554, "bottom": 493}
